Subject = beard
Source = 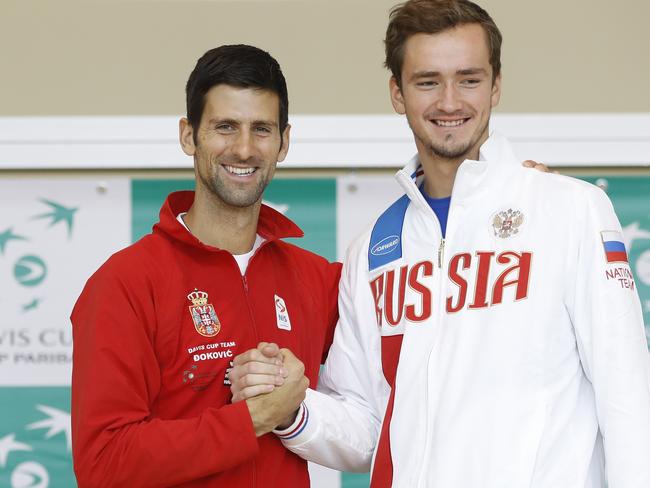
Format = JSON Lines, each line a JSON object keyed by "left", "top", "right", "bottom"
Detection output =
{"left": 427, "top": 132, "right": 477, "bottom": 160}
{"left": 197, "top": 150, "right": 272, "bottom": 209}
{"left": 412, "top": 111, "right": 490, "bottom": 162}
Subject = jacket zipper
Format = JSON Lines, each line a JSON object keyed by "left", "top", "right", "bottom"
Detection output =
{"left": 240, "top": 238, "right": 274, "bottom": 344}
{"left": 396, "top": 168, "right": 454, "bottom": 486}
{"left": 239, "top": 239, "right": 277, "bottom": 488}
{"left": 237, "top": 274, "right": 258, "bottom": 488}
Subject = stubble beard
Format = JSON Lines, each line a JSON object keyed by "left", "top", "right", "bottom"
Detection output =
{"left": 197, "top": 150, "right": 272, "bottom": 209}
{"left": 427, "top": 133, "right": 476, "bottom": 160}
{"left": 416, "top": 113, "right": 491, "bottom": 162}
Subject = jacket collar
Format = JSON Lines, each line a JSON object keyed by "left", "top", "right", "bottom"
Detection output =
{"left": 395, "top": 132, "right": 519, "bottom": 206}
{"left": 153, "top": 190, "right": 303, "bottom": 252}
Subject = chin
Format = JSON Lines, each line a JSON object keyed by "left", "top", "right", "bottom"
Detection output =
{"left": 429, "top": 142, "right": 472, "bottom": 160}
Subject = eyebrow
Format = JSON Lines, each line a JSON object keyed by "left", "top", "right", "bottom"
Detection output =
{"left": 208, "top": 118, "right": 278, "bottom": 127}
{"left": 457, "top": 68, "right": 488, "bottom": 76}
{"left": 410, "top": 68, "right": 489, "bottom": 80}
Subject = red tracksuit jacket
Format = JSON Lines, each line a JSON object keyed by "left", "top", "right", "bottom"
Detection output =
{"left": 71, "top": 191, "right": 341, "bottom": 487}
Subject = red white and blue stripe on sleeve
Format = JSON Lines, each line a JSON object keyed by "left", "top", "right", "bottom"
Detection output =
{"left": 275, "top": 402, "right": 309, "bottom": 440}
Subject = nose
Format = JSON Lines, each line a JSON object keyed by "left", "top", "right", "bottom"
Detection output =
{"left": 231, "top": 129, "right": 253, "bottom": 161}
{"left": 436, "top": 83, "right": 462, "bottom": 113}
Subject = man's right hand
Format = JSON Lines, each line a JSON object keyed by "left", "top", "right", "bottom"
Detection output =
{"left": 237, "top": 346, "right": 309, "bottom": 437}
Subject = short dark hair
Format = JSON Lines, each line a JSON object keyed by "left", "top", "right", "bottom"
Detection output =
{"left": 185, "top": 44, "right": 289, "bottom": 135}
{"left": 385, "top": 0, "right": 502, "bottom": 87}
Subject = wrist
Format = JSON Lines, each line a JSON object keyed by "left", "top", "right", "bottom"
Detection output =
{"left": 276, "top": 407, "right": 300, "bottom": 431}
{"left": 246, "top": 397, "right": 273, "bottom": 437}
{"left": 274, "top": 402, "right": 308, "bottom": 440}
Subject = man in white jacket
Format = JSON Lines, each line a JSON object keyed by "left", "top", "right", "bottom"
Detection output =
{"left": 229, "top": 1, "right": 650, "bottom": 486}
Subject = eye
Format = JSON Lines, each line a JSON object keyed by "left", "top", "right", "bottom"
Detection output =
{"left": 416, "top": 80, "right": 438, "bottom": 88}
{"left": 215, "top": 123, "right": 235, "bottom": 133}
{"left": 460, "top": 79, "right": 481, "bottom": 87}
{"left": 253, "top": 125, "right": 273, "bottom": 135}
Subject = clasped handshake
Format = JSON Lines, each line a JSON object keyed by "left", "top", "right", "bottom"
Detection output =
{"left": 229, "top": 342, "right": 307, "bottom": 437}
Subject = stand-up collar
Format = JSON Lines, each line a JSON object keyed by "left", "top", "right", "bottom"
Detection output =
{"left": 395, "top": 132, "right": 519, "bottom": 207}
{"left": 153, "top": 191, "right": 304, "bottom": 252}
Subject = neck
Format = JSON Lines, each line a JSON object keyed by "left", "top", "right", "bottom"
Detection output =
{"left": 184, "top": 186, "right": 260, "bottom": 254}
{"left": 419, "top": 154, "right": 463, "bottom": 198}
{"left": 416, "top": 137, "right": 485, "bottom": 199}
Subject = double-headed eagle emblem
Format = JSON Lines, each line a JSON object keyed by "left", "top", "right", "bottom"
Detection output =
{"left": 492, "top": 209, "right": 524, "bottom": 239}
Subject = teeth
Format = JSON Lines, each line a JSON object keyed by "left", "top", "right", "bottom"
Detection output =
{"left": 434, "top": 119, "right": 466, "bottom": 127}
{"left": 225, "top": 165, "right": 256, "bottom": 176}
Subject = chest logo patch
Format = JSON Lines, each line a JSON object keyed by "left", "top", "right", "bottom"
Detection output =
{"left": 188, "top": 289, "right": 221, "bottom": 338}
{"left": 492, "top": 208, "right": 524, "bottom": 239}
{"left": 274, "top": 294, "right": 292, "bottom": 331}
{"left": 371, "top": 235, "right": 400, "bottom": 256}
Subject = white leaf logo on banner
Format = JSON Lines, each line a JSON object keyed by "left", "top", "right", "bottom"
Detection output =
{"left": 26, "top": 405, "right": 71, "bottom": 452}
{"left": 0, "top": 434, "right": 32, "bottom": 468}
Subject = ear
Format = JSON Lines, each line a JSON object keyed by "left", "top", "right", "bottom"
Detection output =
{"left": 277, "top": 123, "right": 291, "bottom": 163}
{"left": 389, "top": 76, "right": 406, "bottom": 115}
{"left": 179, "top": 117, "right": 196, "bottom": 156}
{"left": 490, "top": 72, "right": 502, "bottom": 108}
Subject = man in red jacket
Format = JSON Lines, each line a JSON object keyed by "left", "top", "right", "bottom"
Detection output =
{"left": 71, "top": 44, "right": 340, "bottom": 487}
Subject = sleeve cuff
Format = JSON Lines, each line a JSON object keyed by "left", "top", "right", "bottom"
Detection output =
{"left": 273, "top": 402, "right": 309, "bottom": 440}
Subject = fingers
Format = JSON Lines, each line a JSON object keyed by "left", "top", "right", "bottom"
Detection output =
{"left": 522, "top": 159, "right": 549, "bottom": 172}
{"left": 233, "top": 346, "right": 282, "bottom": 367}
{"left": 229, "top": 360, "right": 287, "bottom": 390}
{"left": 230, "top": 346, "right": 288, "bottom": 402}
{"left": 232, "top": 383, "right": 275, "bottom": 403}
{"left": 279, "top": 348, "right": 306, "bottom": 379}
{"left": 522, "top": 160, "right": 560, "bottom": 174}
{"left": 230, "top": 368, "right": 285, "bottom": 402}
{"left": 228, "top": 362, "right": 289, "bottom": 387}
{"left": 230, "top": 347, "right": 306, "bottom": 408}
{"left": 258, "top": 342, "right": 281, "bottom": 359}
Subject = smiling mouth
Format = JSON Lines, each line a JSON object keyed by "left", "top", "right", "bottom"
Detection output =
{"left": 432, "top": 118, "right": 470, "bottom": 128}
{"left": 224, "top": 165, "right": 257, "bottom": 176}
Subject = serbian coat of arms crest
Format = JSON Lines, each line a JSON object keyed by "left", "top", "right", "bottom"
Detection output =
{"left": 492, "top": 208, "right": 524, "bottom": 239}
{"left": 187, "top": 289, "right": 221, "bottom": 338}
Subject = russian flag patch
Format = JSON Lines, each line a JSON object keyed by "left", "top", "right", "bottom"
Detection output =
{"left": 601, "top": 230, "right": 628, "bottom": 263}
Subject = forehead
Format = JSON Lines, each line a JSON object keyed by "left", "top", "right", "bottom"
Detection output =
{"left": 402, "top": 23, "right": 492, "bottom": 75}
{"left": 201, "top": 84, "right": 280, "bottom": 124}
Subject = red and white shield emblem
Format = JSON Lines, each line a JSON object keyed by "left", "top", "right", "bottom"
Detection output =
{"left": 187, "top": 289, "right": 221, "bottom": 338}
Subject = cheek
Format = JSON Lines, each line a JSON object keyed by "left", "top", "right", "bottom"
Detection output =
{"left": 260, "top": 139, "right": 284, "bottom": 158}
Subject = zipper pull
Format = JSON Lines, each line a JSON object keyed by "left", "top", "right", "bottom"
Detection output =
{"left": 438, "top": 238, "right": 445, "bottom": 268}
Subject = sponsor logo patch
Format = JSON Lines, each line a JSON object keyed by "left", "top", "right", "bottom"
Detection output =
{"left": 182, "top": 364, "right": 219, "bottom": 391}
{"left": 371, "top": 235, "right": 400, "bottom": 256}
{"left": 275, "top": 294, "right": 292, "bottom": 330}
{"left": 187, "top": 289, "right": 221, "bottom": 338}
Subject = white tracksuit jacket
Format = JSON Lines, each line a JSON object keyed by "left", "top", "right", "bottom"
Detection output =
{"left": 278, "top": 133, "right": 650, "bottom": 488}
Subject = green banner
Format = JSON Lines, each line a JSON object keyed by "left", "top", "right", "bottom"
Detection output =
{"left": 0, "top": 388, "right": 73, "bottom": 488}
